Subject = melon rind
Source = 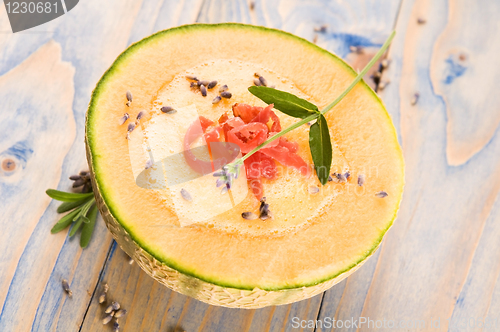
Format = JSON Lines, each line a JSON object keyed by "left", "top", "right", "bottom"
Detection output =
{"left": 85, "top": 23, "right": 403, "bottom": 308}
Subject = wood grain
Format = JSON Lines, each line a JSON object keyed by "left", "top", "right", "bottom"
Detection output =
{"left": 0, "top": 40, "right": 76, "bottom": 332}
{"left": 0, "top": 0, "right": 204, "bottom": 330}
{"left": 80, "top": 243, "right": 325, "bottom": 332}
{"left": 313, "top": 0, "right": 500, "bottom": 331}
{"left": 314, "top": 0, "right": 500, "bottom": 331}
{"left": 430, "top": 0, "right": 500, "bottom": 166}
{"left": 12, "top": 0, "right": 500, "bottom": 331}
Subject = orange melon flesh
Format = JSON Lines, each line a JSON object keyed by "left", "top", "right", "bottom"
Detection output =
{"left": 86, "top": 24, "right": 404, "bottom": 293}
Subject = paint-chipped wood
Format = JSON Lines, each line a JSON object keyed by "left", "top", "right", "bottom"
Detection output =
{"left": 0, "top": 0, "right": 402, "bottom": 330}
{"left": 80, "top": 243, "right": 324, "bottom": 331}
{"left": 316, "top": 1, "right": 500, "bottom": 331}
{"left": 7, "top": 0, "right": 500, "bottom": 331}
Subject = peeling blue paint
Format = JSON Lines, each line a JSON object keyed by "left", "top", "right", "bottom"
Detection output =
{"left": 1, "top": 140, "right": 33, "bottom": 168}
{"left": 328, "top": 32, "right": 382, "bottom": 58}
{"left": 443, "top": 56, "right": 467, "bottom": 84}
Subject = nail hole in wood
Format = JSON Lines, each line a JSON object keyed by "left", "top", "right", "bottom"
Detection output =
{"left": 2, "top": 158, "right": 16, "bottom": 172}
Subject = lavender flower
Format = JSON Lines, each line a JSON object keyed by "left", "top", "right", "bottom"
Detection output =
{"left": 213, "top": 160, "right": 242, "bottom": 194}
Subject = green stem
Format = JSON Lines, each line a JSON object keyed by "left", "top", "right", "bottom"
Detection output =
{"left": 320, "top": 30, "right": 395, "bottom": 115}
{"left": 239, "top": 30, "right": 396, "bottom": 163}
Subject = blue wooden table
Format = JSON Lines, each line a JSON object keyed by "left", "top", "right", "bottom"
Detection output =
{"left": 1, "top": 0, "right": 500, "bottom": 331}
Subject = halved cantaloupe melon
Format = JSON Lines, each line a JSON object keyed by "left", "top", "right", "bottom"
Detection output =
{"left": 85, "top": 23, "right": 404, "bottom": 308}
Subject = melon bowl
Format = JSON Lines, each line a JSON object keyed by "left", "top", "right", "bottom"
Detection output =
{"left": 85, "top": 23, "right": 404, "bottom": 309}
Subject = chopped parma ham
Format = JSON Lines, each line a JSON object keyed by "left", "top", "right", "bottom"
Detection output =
{"left": 244, "top": 152, "right": 277, "bottom": 200}
{"left": 183, "top": 116, "right": 216, "bottom": 174}
{"left": 184, "top": 104, "right": 310, "bottom": 200}
{"left": 226, "top": 122, "right": 276, "bottom": 153}
{"left": 244, "top": 151, "right": 278, "bottom": 180}
{"left": 249, "top": 104, "right": 282, "bottom": 132}
{"left": 232, "top": 103, "right": 261, "bottom": 123}
{"left": 261, "top": 145, "right": 310, "bottom": 177}
{"left": 277, "top": 137, "right": 298, "bottom": 153}
{"left": 199, "top": 115, "right": 215, "bottom": 132}
{"left": 203, "top": 126, "right": 223, "bottom": 146}
{"left": 222, "top": 117, "right": 245, "bottom": 142}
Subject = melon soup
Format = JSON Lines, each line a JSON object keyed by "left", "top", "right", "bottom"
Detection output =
{"left": 85, "top": 24, "right": 404, "bottom": 308}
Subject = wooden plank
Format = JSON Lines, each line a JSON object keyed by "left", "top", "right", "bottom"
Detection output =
{"left": 430, "top": 0, "right": 500, "bottom": 166}
{"left": 0, "top": 1, "right": 204, "bottom": 331}
{"left": 316, "top": 251, "right": 382, "bottom": 332}
{"left": 0, "top": 0, "right": 402, "bottom": 331}
{"left": 80, "top": 242, "right": 324, "bottom": 332}
{"left": 447, "top": 194, "right": 500, "bottom": 332}
{"left": 128, "top": 0, "right": 205, "bottom": 44}
{"left": 196, "top": 0, "right": 401, "bottom": 72}
{"left": 0, "top": 40, "right": 78, "bottom": 331}
{"left": 314, "top": 0, "right": 500, "bottom": 331}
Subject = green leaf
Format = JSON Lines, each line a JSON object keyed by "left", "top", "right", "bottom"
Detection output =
{"left": 57, "top": 197, "right": 93, "bottom": 213}
{"left": 69, "top": 217, "right": 84, "bottom": 237}
{"left": 80, "top": 199, "right": 95, "bottom": 217}
{"left": 72, "top": 199, "right": 94, "bottom": 221}
{"left": 309, "top": 114, "right": 332, "bottom": 185}
{"left": 46, "top": 189, "right": 93, "bottom": 202}
{"left": 248, "top": 86, "right": 319, "bottom": 119}
{"left": 80, "top": 205, "right": 98, "bottom": 248}
{"left": 51, "top": 207, "right": 82, "bottom": 234}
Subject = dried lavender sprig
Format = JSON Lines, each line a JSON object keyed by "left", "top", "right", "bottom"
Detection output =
{"left": 200, "top": 84, "right": 207, "bottom": 97}
{"left": 207, "top": 81, "right": 218, "bottom": 89}
{"left": 103, "top": 315, "right": 113, "bottom": 325}
{"left": 111, "top": 301, "right": 120, "bottom": 310}
{"left": 213, "top": 161, "right": 242, "bottom": 193}
{"left": 161, "top": 106, "right": 177, "bottom": 114}
{"left": 118, "top": 113, "right": 129, "bottom": 125}
{"left": 241, "top": 212, "right": 258, "bottom": 220}
{"left": 115, "top": 309, "right": 127, "bottom": 318}
{"left": 358, "top": 174, "right": 365, "bottom": 186}
{"left": 126, "top": 91, "right": 132, "bottom": 107}
{"left": 136, "top": 111, "right": 145, "bottom": 120}
{"left": 62, "top": 279, "right": 72, "bottom": 298}
{"left": 309, "top": 186, "right": 320, "bottom": 194}
{"left": 180, "top": 188, "right": 193, "bottom": 201}
{"left": 259, "top": 197, "right": 271, "bottom": 220}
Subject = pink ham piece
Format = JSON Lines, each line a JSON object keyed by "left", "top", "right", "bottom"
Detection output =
{"left": 249, "top": 104, "right": 282, "bottom": 132}
{"left": 226, "top": 122, "right": 269, "bottom": 153}
{"left": 261, "top": 144, "right": 310, "bottom": 177}
{"left": 184, "top": 104, "right": 310, "bottom": 200}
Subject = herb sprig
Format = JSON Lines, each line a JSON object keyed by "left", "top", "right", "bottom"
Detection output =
{"left": 46, "top": 188, "right": 98, "bottom": 248}
{"left": 235, "top": 31, "right": 396, "bottom": 185}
